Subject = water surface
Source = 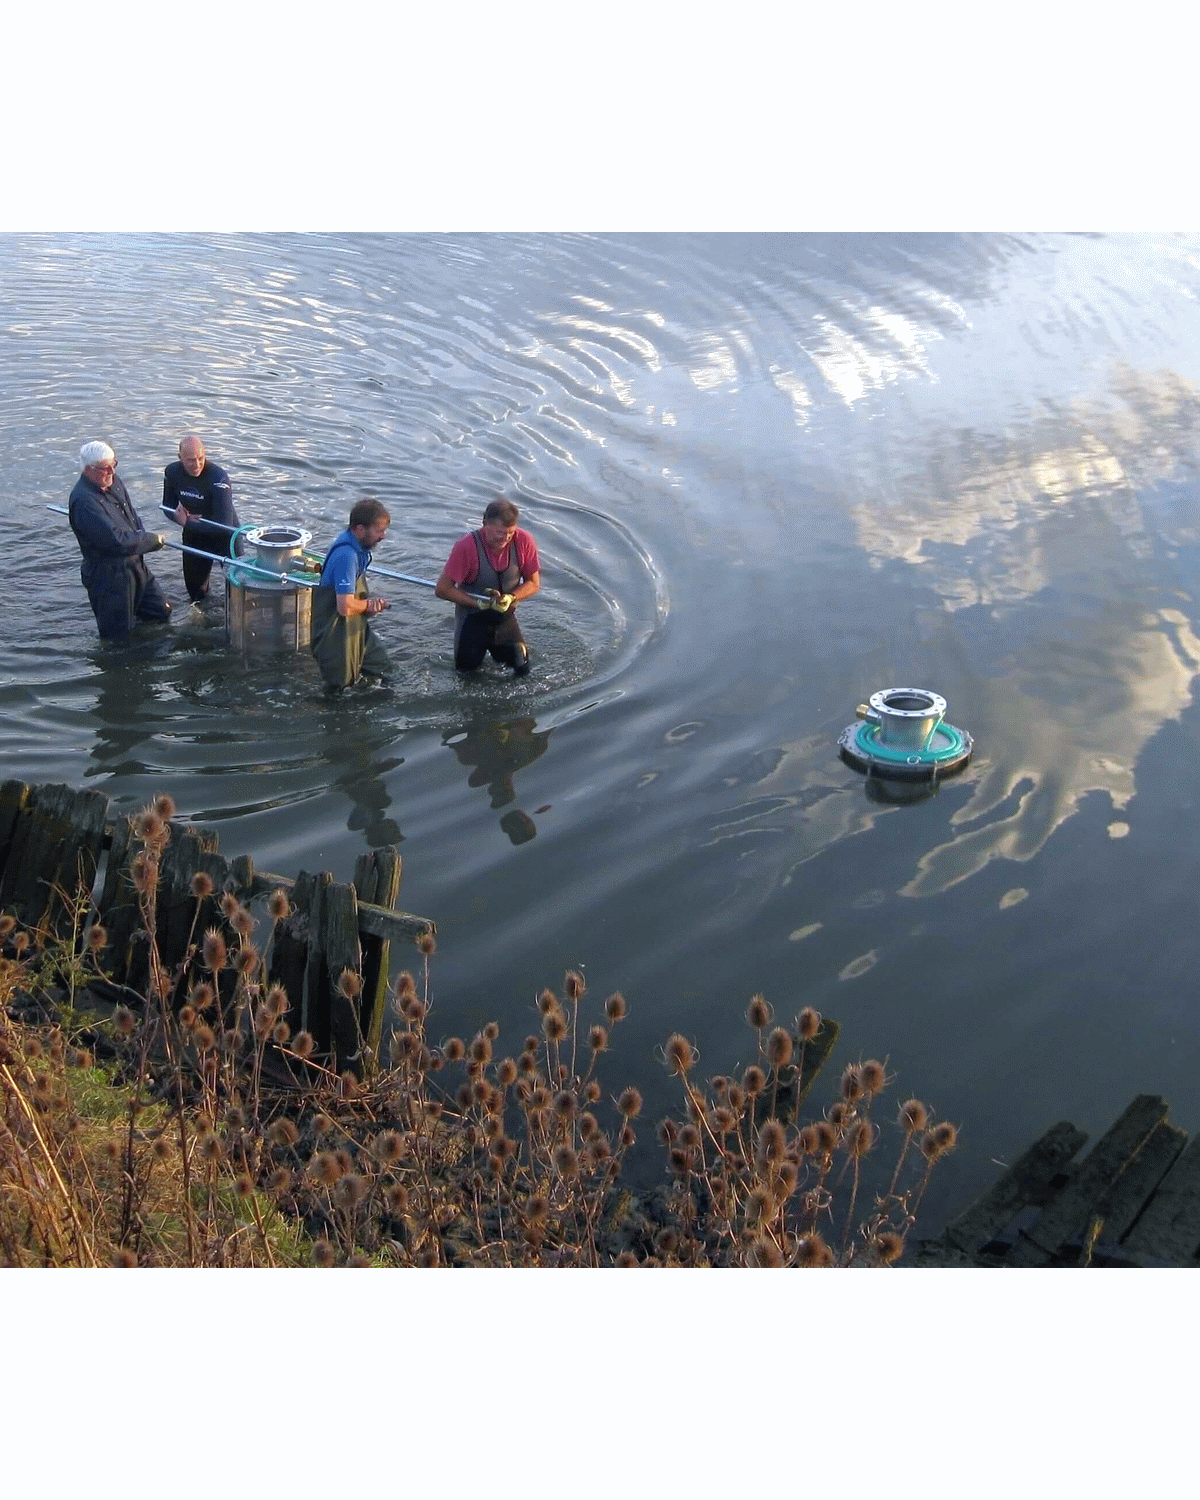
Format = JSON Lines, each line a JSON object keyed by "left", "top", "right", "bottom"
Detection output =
{"left": 4, "top": 231, "right": 1200, "bottom": 1230}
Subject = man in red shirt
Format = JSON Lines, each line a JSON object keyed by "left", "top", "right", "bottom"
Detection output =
{"left": 435, "top": 499, "right": 540, "bottom": 676}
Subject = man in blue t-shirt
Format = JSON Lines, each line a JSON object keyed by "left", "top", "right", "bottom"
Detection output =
{"left": 163, "top": 434, "right": 240, "bottom": 602}
{"left": 310, "top": 499, "right": 392, "bottom": 690}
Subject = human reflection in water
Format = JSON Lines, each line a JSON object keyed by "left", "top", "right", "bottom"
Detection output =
{"left": 88, "top": 643, "right": 169, "bottom": 778}
{"left": 314, "top": 702, "right": 405, "bottom": 847}
{"left": 443, "top": 716, "right": 551, "bottom": 845}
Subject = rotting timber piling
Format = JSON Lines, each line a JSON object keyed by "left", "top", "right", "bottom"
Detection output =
{"left": 0, "top": 778, "right": 433, "bottom": 1073}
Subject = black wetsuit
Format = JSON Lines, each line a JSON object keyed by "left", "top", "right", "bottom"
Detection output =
{"left": 162, "top": 459, "right": 239, "bottom": 601}
{"left": 68, "top": 473, "right": 171, "bottom": 640}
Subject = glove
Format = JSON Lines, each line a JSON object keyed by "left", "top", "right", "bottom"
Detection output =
{"left": 151, "top": 533, "right": 167, "bottom": 550}
{"left": 490, "top": 593, "right": 515, "bottom": 614}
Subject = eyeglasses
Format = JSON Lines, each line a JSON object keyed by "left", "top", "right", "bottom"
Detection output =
{"left": 91, "top": 460, "right": 118, "bottom": 474}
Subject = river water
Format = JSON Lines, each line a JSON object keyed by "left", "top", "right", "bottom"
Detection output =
{"left": 3, "top": 231, "right": 1200, "bottom": 1234}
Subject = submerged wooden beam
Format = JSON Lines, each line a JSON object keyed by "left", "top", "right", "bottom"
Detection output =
{"left": 1006, "top": 1095, "right": 1170, "bottom": 1266}
{"left": 943, "top": 1119, "right": 1089, "bottom": 1256}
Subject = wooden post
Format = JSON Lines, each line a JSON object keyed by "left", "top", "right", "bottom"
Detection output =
{"left": 354, "top": 847, "right": 402, "bottom": 1070}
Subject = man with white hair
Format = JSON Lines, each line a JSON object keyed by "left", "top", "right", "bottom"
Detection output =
{"left": 68, "top": 441, "right": 171, "bottom": 640}
{"left": 162, "top": 433, "right": 239, "bottom": 603}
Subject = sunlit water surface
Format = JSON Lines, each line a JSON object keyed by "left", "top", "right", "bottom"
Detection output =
{"left": 5, "top": 231, "right": 1200, "bottom": 1232}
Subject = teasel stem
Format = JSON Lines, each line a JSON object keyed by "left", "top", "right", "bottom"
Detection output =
{"left": 0, "top": 1059, "right": 98, "bottom": 1266}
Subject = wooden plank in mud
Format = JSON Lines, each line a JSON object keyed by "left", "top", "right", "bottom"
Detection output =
{"left": 267, "top": 870, "right": 313, "bottom": 1035}
{"left": 354, "top": 847, "right": 402, "bottom": 1068}
{"left": 247, "top": 867, "right": 433, "bottom": 943}
{"left": 1007, "top": 1094, "right": 1169, "bottom": 1266}
{"left": 0, "top": 782, "right": 110, "bottom": 935}
{"left": 944, "top": 1120, "right": 1089, "bottom": 1255}
{"left": 307, "top": 876, "right": 358, "bottom": 1074}
{"left": 1089, "top": 1120, "right": 1188, "bottom": 1250}
{"left": 1121, "top": 1134, "right": 1200, "bottom": 1263}
{"left": 0, "top": 780, "right": 31, "bottom": 885}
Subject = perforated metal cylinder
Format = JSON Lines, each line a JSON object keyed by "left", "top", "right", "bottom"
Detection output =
{"left": 225, "top": 572, "right": 312, "bottom": 652}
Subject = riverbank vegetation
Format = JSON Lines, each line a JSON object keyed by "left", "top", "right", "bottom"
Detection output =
{"left": 0, "top": 797, "right": 957, "bottom": 1267}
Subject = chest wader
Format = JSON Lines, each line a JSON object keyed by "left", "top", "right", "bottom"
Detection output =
{"left": 453, "top": 532, "right": 525, "bottom": 671}
{"left": 311, "top": 567, "right": 390, "bottom": 688}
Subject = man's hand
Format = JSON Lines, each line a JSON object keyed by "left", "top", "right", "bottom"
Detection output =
{"left": 490, "top": 593, "right": 515, "bottom": 614}
{"left": 151, "top": 533, "right": 167, "bottom": 550}
{"left": 174, "top": 503, "right": 191, "bottom": 526}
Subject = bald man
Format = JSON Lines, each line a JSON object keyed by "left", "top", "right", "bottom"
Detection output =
{"left": 162, "top": 434, "right": 239, "bottom": 603}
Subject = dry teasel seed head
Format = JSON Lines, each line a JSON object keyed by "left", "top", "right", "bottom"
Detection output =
{"left": 334, "top": 1174, "right": 368, "bottom": 1208}
{"left": 766, "top": 1027, "right": 794, "bottom": 1069}
{"left": 536, "top": 989, "right": 559, "bottom": 1015}
{"left": 190, "top": 870, "right": 214, "bottom": 899}
{"left": 543, "top": 1010, "right": 568, "bottom": 1043}
{"left": 553, "top": 1143, "right": 580, "bottom": 1178}
{"left": 582, "top": 1079, "right": 601, "bottom": 1105}
{"left": 230, "top": 906, "right": 255, "bottom": 939}
{"left": 193, "top": 1023, "right": 217, "bottom": 1052}
{"left": 469, "top": 1034, "right": 493, "bottom": 1066}
{"left": 873, "top": 1231, "right": 905, "bottom": 1265}
{"left": 113, "top": 1005, "right": 136, "bottom": 1036}
{"left": 292, "top": 1031, "right": 315, "bottom": 1060}
{"left": 746, "top": 1236, "right": 785, "bottom": 1268}
{"left": 111, "top": 1247, "right": 139, "bottom": 1268}
{"left": 860, "top": 1059, "right": 887, "bottom": 1096}
{"left": 483, "top": 1021, "right": 500, "bottom": 1041}
{"left": 268, "top": 1119, "right": 300, "bottom": 1147}
{"left": 900, "top": 1098, "right": 929, "bottom": 1133}
{"left": 617, "top": 1086, "right": 643, "bottom": 1119}
{"left": 195, "top": 1131, "right": 223, "bottom": 1162}
{"left": 86, "top": 923, "right": 107, "bottom": 952}
{"left": 233, "top": 944, "right": 260, "bottom": 976}
{"left": 202, "top": 928, "right": 226, "bottom": 973}
{"left": 747, "top": 994, "right": 771, "bottom": 1029}
{"left": 563, "top": 969, "right": 586, "bottom": 1001}
{"left": 443, "top": 1037, "right": 466, "bottom": 1062}
{"left": 797, "top": 1007, "right": 821, "bottom": 1041}
{"left": 847, "top": 1119, "right": 875, "bottom": 1159}
{"left": 742, "top": 1065, "right": 766, "bottom": 1096}
{"left": 588, "top": 1024, "right": 608, "bottom": 1053}
{"left": 814, "top": 1121, "right": 838, "bottom": 1155}
{"left": 312, "top": 1239, "right": 336, "bottom": 1267}
{"left": 267, "top": 887, "right": 291, "bottom": 921}
{"left": 189, "top": 981, "right": 215, "bottom": 1012}
{"left": 664, "top": 1034, "right": 695, "bottom": 1076}
{"left": 496, "top": 1057, "right": 518, "bottom": 1087}
{"left": 840, "top": 1064, "right": 865, "bottom": 1104}
{"left": 604, "top": 992, "right": 627, "bottom": 1022}
{"left": 219, "top": 892, "right": 240, "bottom": 920}
{"left": 233, "top": 1173, "right": 255, "bottom": 1199}
{"left": 795, "top": 1233, "right": 835, "bottom": 1268}
{"left": 0, "top": 913, "right": 16, "bottom": 938}
{"left": 415, "top": 928, "right": 436, "bottom": 956}
{"left": 931, "top": 1121, "right": 958, "bottom": 1154}
{"left": 338, "top": 969, "right": 362, "bottom": 1000}
{"left": 374, "top": 1130, "right": 405, "bottom": 1164}
{"left": 385, "top": 1182, "right": 410, "bottom": 1215}
{"left": 267, "top": 1167, "right": 293, "bottom": 1193}
{"left": 756, "top": 1118, "right": 788, "bottom": 1166}
{"left": 151, "top": 793, "right": 176, "bottom": 821}
{"left": 272, "top": 1021, "right": 291, "bottom": 1045}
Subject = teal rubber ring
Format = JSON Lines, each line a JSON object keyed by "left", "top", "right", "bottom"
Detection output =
{"left": 852, "top": 721, "right": 969, "bottom": 765}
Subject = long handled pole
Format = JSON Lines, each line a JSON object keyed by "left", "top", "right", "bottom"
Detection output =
{"left": 48, "top": 506, "right": 317, "bottom": 588}
{"left": 55, "top": 504, "right": 491, "bottom": 601}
